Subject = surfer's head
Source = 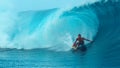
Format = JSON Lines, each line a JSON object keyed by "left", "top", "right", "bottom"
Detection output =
{"left": 78, "top": 34, "right": 81, "bottom": 37}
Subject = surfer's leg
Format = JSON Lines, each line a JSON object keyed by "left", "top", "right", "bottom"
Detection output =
{"left": 76, "top": 43, "right": 79, "bottom": 47}
{"left": 81, "top": 41, "right": 84, "bottom": 46}
{"left": 77, "top": 43, "right": 81, "bottom": 47}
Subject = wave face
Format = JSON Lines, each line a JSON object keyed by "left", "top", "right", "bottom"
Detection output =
{"left": 89, "top": 1, "right": 120, "bottom": 67}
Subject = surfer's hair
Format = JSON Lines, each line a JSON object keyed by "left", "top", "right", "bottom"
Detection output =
{"left": 78, "top": 34, "right": 81, "bottom": 36}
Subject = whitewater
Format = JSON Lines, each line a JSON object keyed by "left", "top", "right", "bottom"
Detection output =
{"left": 0, "top": 0, "right": 120, "bottom": 68}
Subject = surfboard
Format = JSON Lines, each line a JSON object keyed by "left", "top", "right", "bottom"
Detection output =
{"left": 72, "top": 42, "right": 78, "bottom": 50}
{"left": 72, "top": 45, "right": 77, "bottom": 50}
{"left": 72, "top": 45, "right": 87, "bottom": 51}
{"left": 79, "top": 45, "right": 87, "bottom": 51}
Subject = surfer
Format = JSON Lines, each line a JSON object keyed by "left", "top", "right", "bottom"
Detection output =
{"left": 73, "top": 34, "right": 93, "bottom": 48}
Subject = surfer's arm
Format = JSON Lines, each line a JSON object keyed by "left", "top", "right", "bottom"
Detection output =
{"left": 84, "top": 38, "right": 92, "bottom": 42}
{"left": 75, "top": 38, "right": 78, "bottom": 43}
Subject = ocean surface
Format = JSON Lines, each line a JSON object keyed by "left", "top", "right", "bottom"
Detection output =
{"left": 0, "top": 48, "right": 95, "bottom": 68}
{"left": 0, "top": 0, "right": 120, "bottom": 68}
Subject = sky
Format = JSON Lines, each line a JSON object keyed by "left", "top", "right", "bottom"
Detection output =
{"left": 0, "top": 0, "right": 99, "bottom": 11}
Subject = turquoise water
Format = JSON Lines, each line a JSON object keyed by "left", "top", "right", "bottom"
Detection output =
{"left": 0, "top": 48, "right": 97, "bottom": 68}
{"left": 0, "top": 0, "right": 120, "bottom": 68}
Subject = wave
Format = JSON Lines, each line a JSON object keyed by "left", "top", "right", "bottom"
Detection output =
{"left": 89, "top": 1, "right": 120, "bottom": 67}
{"left": 0, "top": 0, "right": 120, "bottom": 67}
{"left": 0, "top": 0, "right": 120, "bottom": 52}
{"left": 0, "top": 2, "right": 99, "bottom": 50}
